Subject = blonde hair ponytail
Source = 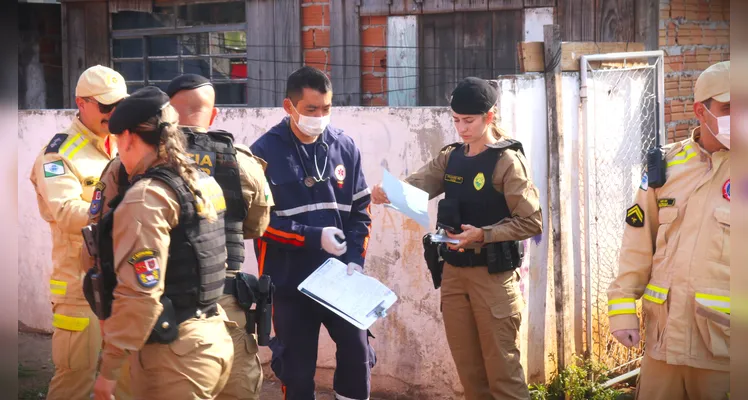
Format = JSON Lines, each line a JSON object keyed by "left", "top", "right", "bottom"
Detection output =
{"left": 133, "top": 105, "right": 218, "bottom": 222}
{"left": 485, "top": 105, "right": 507, "bottom": 140}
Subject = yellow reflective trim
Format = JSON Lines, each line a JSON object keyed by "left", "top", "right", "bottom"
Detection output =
{"left": 646, "top": 284, "right": 668, "bottom": 294}
{"left": 52, "top": 314, "right": 90, "bottom": 331}
{"left": 695, "top": 293, "right": 730, "bottom": 302}
{"left": 49, "top": 279, "right": 67, "bottom": 296}
{"left": 643, "top": 294, "right": 665, "bottom": 304}
{"left": 667, "top": 146, "right": 697, "bottom": 167}
{"left": 609, "top": 309, "right": 637, "bottom": 316}
{"left": 58, "top": 133, "right": 81, "bottom": 155}
{"left": 695, "top": 293, "right": 730, "bottom": 314}
{"left": 66, "top": 138, "right": 89, "bottom": 159}
{"left": 608, "top": 298, "right": 635, "bottom": 305}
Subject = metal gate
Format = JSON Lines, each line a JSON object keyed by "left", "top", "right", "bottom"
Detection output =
{"left": 579, "top": 50, "right": 666, "bottom": 373}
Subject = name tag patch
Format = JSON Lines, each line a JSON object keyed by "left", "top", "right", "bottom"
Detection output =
{"left": 128, "top": 249, "right": 161, "bottom": 288}
{"left": 444, "top": 174, "right": 463, "bottom": 184}
{"left": 657, "top": 198, "right": 675, "bottom": 208}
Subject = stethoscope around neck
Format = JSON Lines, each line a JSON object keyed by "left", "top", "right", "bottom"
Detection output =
{"left": 291, "top": 132, "right": 330, "bottom": 188}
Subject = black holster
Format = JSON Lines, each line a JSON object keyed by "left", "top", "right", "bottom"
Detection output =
{"left": 230, "top": 272, "right": 273, "bottom": 346}
{"left": 486, "top": 241, "right": 524, "bottom": 274}
{"left": 146, "top": 296, "right": 179, "bottom": 344}
{"left": 422, "top": 234, "right": 444, "bottom": 289}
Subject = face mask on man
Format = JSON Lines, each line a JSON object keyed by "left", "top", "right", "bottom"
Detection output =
{"left": 704, "top": 106, "right": 730, "bottom": 149}
{"left": 291, "top": 104, "right": 330, "bottom": 137}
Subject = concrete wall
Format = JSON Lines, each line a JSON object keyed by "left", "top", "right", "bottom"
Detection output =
{"left": 18, "top": 74, "right": 582, "bottom": 397}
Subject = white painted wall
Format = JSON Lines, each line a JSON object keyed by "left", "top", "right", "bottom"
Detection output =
{"left": 17, "top": 74, "right": 583, "bottom": 397}
{"left": 523, "top": 7, "right": 555, "bottom": 42}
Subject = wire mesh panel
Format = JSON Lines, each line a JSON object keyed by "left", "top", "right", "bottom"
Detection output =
{"left": 583, "top": 56, "right": 663, "bottom": 372}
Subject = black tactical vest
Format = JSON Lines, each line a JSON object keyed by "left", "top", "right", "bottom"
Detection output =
{"left": 443, "top": 140, "right": 524, "bottom": 227}
{"left": 182, "top": 127, "right": 247, "bottom": 272}
{"left": 97, "top": 165, "right": 227, "bottom": 316}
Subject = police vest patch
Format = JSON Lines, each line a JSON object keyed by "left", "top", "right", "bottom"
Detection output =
{"left": 625, "top": 204, "right": 645, "bottom": 227}
{"left": 473, "top": 172, "right": 486, "bottom": 191}
{"left": 187, "top": 150, "right": 216, "bottom": 176}
{"left": 444, "top": 174, "right": 463, "bottom": 184}
{"left": 657, "top": 198, "right": 675, "bottom": 208}
{"left": 128, "top": 249, "right": 161, "bottom": 288}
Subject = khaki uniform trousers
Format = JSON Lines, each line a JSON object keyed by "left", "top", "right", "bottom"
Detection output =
{"left": 635, "top": 354, "right": 729, "bottom": 400}
{"left": 130, "top": 313, "right": 234, "bottom": 399}
{"left": 47, "top": 303, "right": 132, "bottom": 400}
{"left": 215, "top": 294, "right": 264, "bottom": 400}
{"left": 441, "top": 263, "right": 529, "bottom": 400}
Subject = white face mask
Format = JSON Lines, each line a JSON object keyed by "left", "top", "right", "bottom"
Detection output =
{"left": 704, "top": 107, "right": 730, "bottom": 149}
{"left": 291, "top": 105, "right": 330, "bottom": 137}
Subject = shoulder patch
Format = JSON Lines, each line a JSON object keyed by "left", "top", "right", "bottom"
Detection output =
{"left": 44, "top": 133, "right": 68, "bottom": 154}
{"left": 43, "top": 160, "right": 66, "bottom": 178}
{"left": 128, "top": 249, "right": 161, "bottom": 288}
{"left": 625, "top": 204, "right": 645, "bottom": 227}
{"left": 639, "top": 172, "right": 648, "bottom": 191}
{"left": 89, "top": 181, "right": 106, "bottom": 216}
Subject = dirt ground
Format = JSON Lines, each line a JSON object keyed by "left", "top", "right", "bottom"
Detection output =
{"left": 18, "top": 330, "right": 340, "bottom": 400}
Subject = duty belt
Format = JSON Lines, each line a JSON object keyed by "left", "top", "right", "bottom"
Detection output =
{"left": 441, "top": 248, "right": 487, "bottom": 267}
{"left": 175, "top": 303, "right": 219, "bottom": 325}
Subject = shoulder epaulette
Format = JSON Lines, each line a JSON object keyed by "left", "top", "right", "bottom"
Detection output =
{"left": 235, "top": 144, "right": 268, "bottom": 170}
{"left": 489, "top": 138, "right": 525, "bottom": 156}
{"left": 440, "top": 142, "right": 461, "bottom": 152}
{"left": 44, "top": 133, "right": 68, "bottom": 154}
{"left": 207, "top": 129, "right": 235, "bottom": 143}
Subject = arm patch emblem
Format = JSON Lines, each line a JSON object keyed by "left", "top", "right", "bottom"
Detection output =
{"left": 625, "top": 204, "right": 645, "bottom": 227}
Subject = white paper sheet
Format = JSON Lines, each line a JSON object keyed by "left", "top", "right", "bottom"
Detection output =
{"left": 381, "top": 169, "right": 431, "bottom": 229}
{"left": 297, "top": 258, "right": 398, "bottom": 330}
{"left": 429, "top": 232, "right": 460, "bottom": 244}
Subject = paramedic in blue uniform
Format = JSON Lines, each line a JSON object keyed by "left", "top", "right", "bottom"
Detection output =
{"left": 249, "top": 66, "right": 375, "bottom": 400}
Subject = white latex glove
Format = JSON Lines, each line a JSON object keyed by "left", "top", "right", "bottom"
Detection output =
{"left": 347, "top": 262, "right": 363, "bottom": 275}
{"left": 612, "top": 329, "right": 641, "bottom": 348}
{"left": 321, "top": 227, "right": 347, "bottom": 256}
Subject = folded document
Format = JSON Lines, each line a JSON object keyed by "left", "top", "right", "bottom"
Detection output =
{"left": 298, "top": 258, "right": 398, "bottom": 330}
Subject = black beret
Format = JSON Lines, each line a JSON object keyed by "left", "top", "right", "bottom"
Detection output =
{"left": 449, "top": 77, "right": 499, "bottom": 115}
{"left": 166, "top": 73, "right": 213, "bottom": 97}
{"left": 109, "top": 86, "right": 170, "bottom": 135}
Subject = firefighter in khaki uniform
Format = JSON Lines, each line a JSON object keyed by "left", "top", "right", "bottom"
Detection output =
{"left": 29, "top": 65, "right": 131, "bottom": 400}
{"left": 90, "top": 86, "right": 233, "bottom": 399}
{"left": 607, "top": 61, "right": 730, "bottom": 400}
{"left": 372, "top": 77, "right": 542, "bottom": 400}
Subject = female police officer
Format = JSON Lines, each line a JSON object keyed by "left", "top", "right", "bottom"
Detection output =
{"left": 371, "top": 77, "right": 542, "bottom": 400}
{"left": 91, "top": 86, "right": 233, "bottom": 399}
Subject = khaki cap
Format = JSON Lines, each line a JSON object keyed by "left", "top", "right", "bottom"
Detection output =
{"left": 694, "top": 61, "right": 730, "bottom": 103}
{"left": 75, "top": 65, "right": 129, "bottom": 105}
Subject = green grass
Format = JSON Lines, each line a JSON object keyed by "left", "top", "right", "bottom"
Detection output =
{"left": 528, "top": 355, "right": 632, "bottom": 400}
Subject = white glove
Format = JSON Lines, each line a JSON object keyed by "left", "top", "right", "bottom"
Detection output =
{"left": 612, "top": 329, "right": 641, "bottom": 348}
{"left": 347, "top": 262, "right": 363, "bottom": 275}
{"left": 321, "top": 227, "right": 347, "bottom": 256}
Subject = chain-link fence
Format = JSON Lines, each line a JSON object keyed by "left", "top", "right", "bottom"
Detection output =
{"left": 581, "top": 53, "right": 665, "bottom": 373}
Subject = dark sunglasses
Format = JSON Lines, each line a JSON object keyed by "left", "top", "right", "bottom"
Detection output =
{"left": 85, "top": 98, "right": 120, "bottom": 114}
